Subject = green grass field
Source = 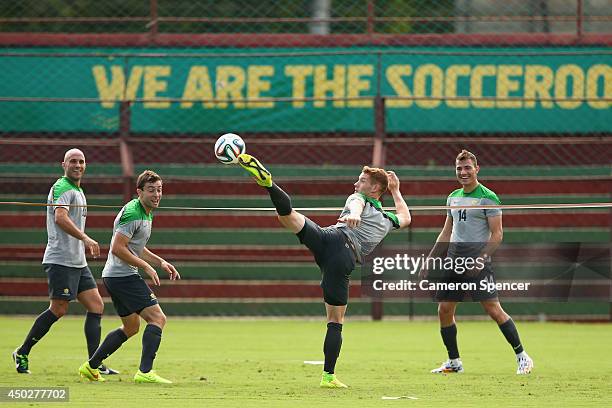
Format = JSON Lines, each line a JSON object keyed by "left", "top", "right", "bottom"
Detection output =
{"left": 1, "top": 317, "right": 611, "bottom": 407}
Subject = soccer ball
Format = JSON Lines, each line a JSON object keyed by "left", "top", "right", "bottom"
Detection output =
{"left": 214, "top": 133, "right": 246, "bottom": 164}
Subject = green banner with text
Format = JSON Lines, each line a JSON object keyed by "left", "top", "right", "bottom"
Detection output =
{"left": 0, "top": 47, "right": 609, "bottom": 133}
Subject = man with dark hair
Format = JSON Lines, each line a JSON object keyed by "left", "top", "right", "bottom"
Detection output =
{"left": 421, "top": 150, "right": 533, "bottom": 375}
{"left": 238, "top": 153, "right": 411, "bottom": 388}
{"left": 13, "top": 148, "right": 117, "bottom": 376}
{"left": 79, "top": 170, "right": 180, "bottom": 383}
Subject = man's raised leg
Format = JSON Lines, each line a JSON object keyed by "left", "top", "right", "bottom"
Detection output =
{"left": 238, "top": 153, "right": 306, "bottom": 233}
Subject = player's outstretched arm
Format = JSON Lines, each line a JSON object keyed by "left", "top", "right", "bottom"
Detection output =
{"left": 142, "top": 247, "right": 181, "bottom": 280}
{"left": 386, "top": 171, "right": 411, "bottom": 229}
{"left": 111, "top": 233, "right": 160, "bottom": 285}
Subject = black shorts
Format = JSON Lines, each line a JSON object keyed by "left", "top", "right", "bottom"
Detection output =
{"left": 297, "top": 217, "right": 356, "bottom": 306}
{"left": 434, "top": 264, "right": 498, "bottom": 302}
{"left": 44, "top": 264, "right": 97, "bottom": 301}
{"left": 103, "top": 275, "right": 159, "bottom": 317}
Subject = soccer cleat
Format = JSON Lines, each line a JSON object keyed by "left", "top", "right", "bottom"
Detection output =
{"left": 516, "top": 353, "right": 534, "bottom": 375}
{"left": 238, "top": 153, "right": 272, "bottom": 187}
{"left": 134, "top": 370, "right": 172, "bottom": 384}
{"left": 320, "top": 372, "right": 348, "bottom": 388}
{"left": 12, "top": 349, "right": 30, "bottom": 374}
{"left": 431, "top": 359, "right": 464, "bottom": 374}
{"left": 79, "top": 361, "right": 106, "bottom": 382}
{"left": 98, "top": 364, "right": 120, "bottom": 375}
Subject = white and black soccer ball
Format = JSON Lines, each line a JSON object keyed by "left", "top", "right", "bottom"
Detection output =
{"left": 214, "top": 133, "right": 246, "bottom": 165}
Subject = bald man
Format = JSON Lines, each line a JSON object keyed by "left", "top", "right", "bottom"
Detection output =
{"left": 13, "top": 149, "right": 117, "bottom": 375}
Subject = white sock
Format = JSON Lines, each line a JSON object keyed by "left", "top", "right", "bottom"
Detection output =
{"left": 450, "top": 358, "right": 461, "bottom": 366}
{"left": 516, "top": 351, "right": 528, "bottom": 359}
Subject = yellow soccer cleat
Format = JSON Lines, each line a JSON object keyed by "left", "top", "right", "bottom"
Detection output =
{"left": 79, "top": 361, "right": 106, "bottom": 382}
{"left": 320, "top": 372, "right": 348, "bottom": 388}
{"left": 134, "top": 370, "right": 172, "bottom": 384}
{"left": 238, "top": 153, "right": 272, "bottom": 187}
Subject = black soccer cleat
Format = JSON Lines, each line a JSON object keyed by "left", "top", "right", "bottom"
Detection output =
{"left": 98, "top": 364, "right": 120, "bottom": 375}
